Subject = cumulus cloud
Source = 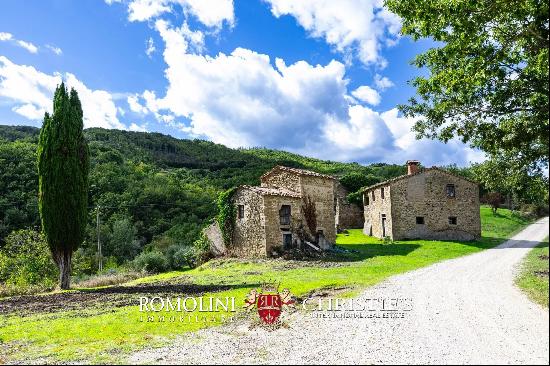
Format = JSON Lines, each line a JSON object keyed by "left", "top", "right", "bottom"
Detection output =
{"left": 351, "top": 85, "right": 380, "bottom": 106}
{"left": 109, "top": 0, "right": 234, "bottom": 28}
{"left": 131, "top": 20, "right": 481, "bottom": 166}
{"left": 374, "top": 73, "right": 394, "bottom": 90}
{"left": 0, "top": 56, "right": 126, "bottom": 129}
{"left": 265, "top": 0, "right": 401, "bottom": 66}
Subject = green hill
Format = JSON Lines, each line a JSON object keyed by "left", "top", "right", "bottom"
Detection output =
{"left": 0, "top": 125, "right": 406, "bottom": 273}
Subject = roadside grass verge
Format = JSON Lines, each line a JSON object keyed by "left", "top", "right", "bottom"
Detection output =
{"left": 515, "top": 236, "right": 549, "bottom": 307}
{"left": 0, "top": 206, "right": 533, "bottom": 363}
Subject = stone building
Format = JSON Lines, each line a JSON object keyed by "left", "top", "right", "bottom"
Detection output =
{"left": 362, "top": 160, "right": 481, "bottom": 241}
{"left": 230, "top": 166, "right": 340, "bottom": 257}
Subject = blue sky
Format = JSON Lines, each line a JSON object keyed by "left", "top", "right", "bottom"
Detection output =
{"left": 0, "top": 0, "right": 484, "bottom": 166}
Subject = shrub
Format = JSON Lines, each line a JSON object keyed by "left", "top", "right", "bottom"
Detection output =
{"left": 132, "top": 251, "right": 168, "bottom": 273}
{"left": 0, "top": 229, "right": 57, "bottom": 288}
{"left": 182, "top": 234, "right": 212, "bottom": 269}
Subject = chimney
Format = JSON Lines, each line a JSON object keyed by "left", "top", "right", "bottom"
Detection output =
{"left": 407, "top": 160, "right": 420, "bottom": 175}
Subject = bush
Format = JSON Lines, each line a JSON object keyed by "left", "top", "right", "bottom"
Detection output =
{"left": 182, "top": 234, "right": 212, "bottom": 269}
{"left": 0, "top": 229, "right": 57, "bottom": 288}
{"left": 132, "top": 251, "right": 168, "bottom": 273}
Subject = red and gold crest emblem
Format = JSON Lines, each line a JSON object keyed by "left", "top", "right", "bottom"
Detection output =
{"left": 243, "top": 282, "right": 295, "bottom": 327}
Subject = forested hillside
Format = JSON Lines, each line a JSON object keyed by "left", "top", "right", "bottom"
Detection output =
{"left": 0, "top": 125, "right": 406, "bottom": 275}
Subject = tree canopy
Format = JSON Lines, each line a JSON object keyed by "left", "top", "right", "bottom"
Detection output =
{"left": 386, "top": 0, "right": 549, "bottom": 171}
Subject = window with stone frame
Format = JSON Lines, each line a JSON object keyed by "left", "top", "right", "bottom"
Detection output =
{"left": 365, "top": 194, "right": 370, "bottom": 206}
{"left": 416, "top": 216, "right": 425, "bottom": 225}
{"left": 372, "top": 190, "right": 376, "bottom": 202}
{"left": 238, "top": 205, "right": 244, "bottom": 219}
{"left": 446, "top": 184, "right": 456, "bottom": 198}
{"left": 381, "top": 187, "right": 385, "bottom": 199}
{"left": 279, "top": 205, "right": 291, "bottom": 225}
{"left": 449, "top": 216, "right": 457, "bottom": 225}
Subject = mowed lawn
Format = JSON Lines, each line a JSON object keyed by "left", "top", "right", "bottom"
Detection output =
{"left": 0, "top": 206, "right": 534, "bottom": 363}
{"left": 516, "top": 236, "right": 549, "bottom": 307}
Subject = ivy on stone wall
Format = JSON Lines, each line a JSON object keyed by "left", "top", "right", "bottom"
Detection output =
{"left": 216, "top": 187, "right": 237, "bottom": 246}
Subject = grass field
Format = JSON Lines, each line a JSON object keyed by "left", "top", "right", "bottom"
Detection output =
{"left": 0, "top": 206, "right": 534, "bottom": 363}
{"left": 515, "top": 236, "right": 549, "bottom": 307}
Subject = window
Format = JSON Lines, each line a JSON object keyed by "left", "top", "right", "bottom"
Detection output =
{"left": 381, "top": 187, "right": 385, "bottom": 199}
{"left": 449, "top": 216, "right": 457, "bottom": 225}
{"left": 283, "top": 233, "right": 293, "bottom": 249}
{"left": 446, "top": 184, "right": 456, "bottom": 198}
{"left": 416, "top": 216, "right": 425, "bottom": 225}
{"left": 279, "top": 205, "right": 291, "bottom": 225}
{"left": 365, "top": 194, "right": 370, "bottom": 206}
{"left": 372, "top": 191, "right": 376, "bottom": 202}
{"left": 238, "top": 205, "right": 244, "bottom": 219}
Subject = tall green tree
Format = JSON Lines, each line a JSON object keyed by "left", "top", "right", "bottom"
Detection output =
{"left": 38, "top": 83, "right": 89, "bottom": 289}
{"left": 386, "top": 0, "right": 549, "bottom": 171}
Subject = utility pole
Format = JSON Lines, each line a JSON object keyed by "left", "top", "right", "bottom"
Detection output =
{"left": 96, "top": 205, "right": 102, "bottom": 272}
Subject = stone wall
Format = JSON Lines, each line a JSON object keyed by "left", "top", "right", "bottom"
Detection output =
{"left": 363, "top": 185, "right": 393, "bottom": 238}
{"left": 263, "top": 195, "right": 302, "bottom": 255}
{"left": 300, "top": 175, "right": 336, "bottom": 243}
{"left": 231, "top": 188, "right": 267, "bottom": 257}
{"left": 261, "top": 170, "right": 300, "bottom": 193}
{"left": 390, "top": 170, "right": 481, "bottom": 241}
{"left": 335, "top": 182, "right": 364, "bottom": 230}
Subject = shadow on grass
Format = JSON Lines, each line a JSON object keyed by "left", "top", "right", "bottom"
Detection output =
{"left": 0, "top": 282, "right": 260, "bottom": 316}
{"left": 331, "top": 243, "right": 421, "bottom": 262}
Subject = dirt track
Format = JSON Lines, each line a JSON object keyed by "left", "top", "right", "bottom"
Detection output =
{"left": 130, "top": 217, "right": 550, "bottom": 365}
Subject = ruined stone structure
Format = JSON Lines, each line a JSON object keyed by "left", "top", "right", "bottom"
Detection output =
{"left": 335, "top": 182, "right": 364, "bottom": 230}
{"left": 363, "top": 161, "right": 481, "bottom": 241}
{"left": 230, "top": 166, "right": 339, "bottom": 257}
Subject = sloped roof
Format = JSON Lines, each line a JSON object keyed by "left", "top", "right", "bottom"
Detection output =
{"left": 260, "top": 165, "right": 336, "bottom": 181}
{"left": 238, "top": 185, "right": 302, "bottom": 198}
{"left": 361, "top": 167, "right": 478, "bottom": 192}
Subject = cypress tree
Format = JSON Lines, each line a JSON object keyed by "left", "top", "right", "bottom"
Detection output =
{"left": 38, "top": 83, "right": 89, "bottom": 290}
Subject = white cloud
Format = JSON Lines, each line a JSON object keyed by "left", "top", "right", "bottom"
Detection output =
{"left": 138, "top": 20, "right": 481, "bottom": 166}
{"left": 16, "top": 40, "right": 39, "bottom": 54}
{"left": 145, "top": 37, "right": 156, "bottom": 57}
{"left": 111, "top": 0, "right": 234, "bottom": 28}
{"left": 0, "top": 56, "right": 126, "bottom": 129}
{"left": 129, "top": 122, "right": 148, "bottom": 132}
{"left": 0, "top": 32, "right": 39, "bottom": 53}
{"left": 127, "top": 94, "right": 149, "bottom": 114}
{"left": 265, "top": 0, "right": 401, "bottom": 66}
{"left": 46, "top": 44, "right": 63, "bottom": 55}
{"left": 351, "top": 85, "right": 380, "bottom": 106}
{"left": 374, "top": 74, "right": 394, "bottom": 90}
{"left": 0, "top": 32, "right": 13, "bottom": 41}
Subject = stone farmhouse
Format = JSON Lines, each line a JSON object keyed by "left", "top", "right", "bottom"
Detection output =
{"left": 229, "top": 166, "right": 361, "bottom": 257}
{"left": 362, "top": 160, "right": 481, "bottom": 241}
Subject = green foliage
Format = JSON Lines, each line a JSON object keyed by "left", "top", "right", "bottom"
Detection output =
{"left": 132, "top": 251, "right": 168, "bottom": 273}
{"left": 0, "top": 229, "right": 57, "bottom": 287}
{"left": 37, "top": 84, "right": 89, "bottom": 289}
{"left": 108, "top": 218, "right": 140, "bottom": 262}
{"left": 179, "top": 233, "right": 212, "bottom": 269}
{"left": 470, "top": 154, "right": 549, "bottom": 208}
{"left": 340, "top": 172, "right": 381, "bottom": 192}
{"left": 216, "top": 188, "right": 237, "bottom": 245}
{"left": 387, "top": 0, "right": 549, "bottom": 171}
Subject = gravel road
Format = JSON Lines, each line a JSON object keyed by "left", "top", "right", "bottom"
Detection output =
{"left": 130, "top": 217, "right": 549, "bottom": 365}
